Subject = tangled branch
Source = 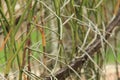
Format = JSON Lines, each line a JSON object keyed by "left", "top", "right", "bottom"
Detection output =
{"left": 45, "top": 9, "right": 120, "bottom": 80}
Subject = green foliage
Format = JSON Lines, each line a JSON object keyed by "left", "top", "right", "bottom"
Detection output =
{"left": 0, "top": 0, "right": 119, "bottom": 80}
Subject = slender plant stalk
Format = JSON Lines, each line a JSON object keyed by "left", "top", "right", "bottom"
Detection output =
{"left": 0, "top": 0, "right": 119, "bottom": 80}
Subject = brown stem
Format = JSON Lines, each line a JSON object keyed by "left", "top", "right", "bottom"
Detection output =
{"left": 45, "top": 8, "right": 120, "bottom": 80}
{"left": 27, "top": 23, "right": 31, "bottom": 80}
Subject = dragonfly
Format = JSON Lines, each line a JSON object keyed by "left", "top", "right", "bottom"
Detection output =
{"left": 0, "top": 29, "right": 11, "bottom": 51}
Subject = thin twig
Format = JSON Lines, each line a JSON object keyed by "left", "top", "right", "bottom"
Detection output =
{"left": 45, "top": 8, "right": 120, "bottom": 80}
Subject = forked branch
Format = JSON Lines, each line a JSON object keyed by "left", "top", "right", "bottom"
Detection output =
{"left": 45, "top": 8, "right": 120, "bottom": 80}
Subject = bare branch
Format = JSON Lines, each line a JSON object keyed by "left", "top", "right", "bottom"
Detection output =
{"left": 45, "top": 8, "right": 120, "bottom": 80}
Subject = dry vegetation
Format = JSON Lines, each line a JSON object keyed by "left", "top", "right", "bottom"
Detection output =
{"left": 0, "top": 0, "right": 120, "bottom": 80}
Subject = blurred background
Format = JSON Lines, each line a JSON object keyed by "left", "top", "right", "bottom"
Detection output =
{"left": 0, "top": 0, "right": 120, "bottom": 80}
